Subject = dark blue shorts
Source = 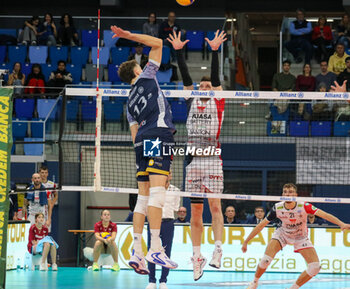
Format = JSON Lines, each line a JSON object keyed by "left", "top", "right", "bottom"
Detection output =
{"left": 135, "top": 128, "right": 174, "bottom": 182}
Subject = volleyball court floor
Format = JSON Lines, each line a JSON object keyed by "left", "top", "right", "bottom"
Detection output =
{"left": 6, "top": 268, "right": 350, "bottom": 289}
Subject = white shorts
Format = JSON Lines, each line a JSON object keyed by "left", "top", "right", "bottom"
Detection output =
{"left": 185, "top": 156, "right": 224, "bottom": 194}
{"left": 272, "top": 229, "right": 314, "bottom": 253}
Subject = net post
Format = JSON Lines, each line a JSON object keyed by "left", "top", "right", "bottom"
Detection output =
{"left": 94, "top": 9, "right": 102, "bottom": 192}
{"left": 58, "top": 91, "right": 66, "bottom": 190}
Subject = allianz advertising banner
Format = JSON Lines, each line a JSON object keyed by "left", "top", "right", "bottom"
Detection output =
{"left": 116, "top": 224, "right": 350, "bottom": 274}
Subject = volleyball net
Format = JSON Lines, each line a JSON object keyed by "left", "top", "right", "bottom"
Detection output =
{"left": 60, "top": 87, "right": 350, "bottom": 211}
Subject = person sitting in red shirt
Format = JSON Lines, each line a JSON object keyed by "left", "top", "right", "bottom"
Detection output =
{"left": 312, "top": 16, "right": 333, "bottom": 62}
{"left": 27, "top": 212, "right": 58, "bottom": 271}
{"left": 92, "top": 209, "right": 120, "bottom": 271}
{"left": 24, "top": 64, "right": 46, "bottom": 95}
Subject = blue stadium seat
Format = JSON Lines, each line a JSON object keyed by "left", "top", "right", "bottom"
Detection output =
{"left": 15, "top": 98, "right": 35, "bottom": 119}
{"left": 70, "top": 46, "right": 89, "bottom": 66}
{"left": 161, "top": 46, "right": 171, "bottom": 64}
{"left": 186, "top": 31, "right": 205, "bottom": 51}
{"left": 85, "top": 64, "right": 104, "bottom": 82}
{"left": 103, "top": 100, "right": 124, "bottom": 121}
{"left": 270, "top": 104, "right": 290, "bottom": 121}
{"left": 0, "top": 46, "right": 6, "bottom": 63}
{"left": 37, "top": 99, "right": 57, "bottom": 119}
{"left": 103, "top": 30, "right": 118, "bottom": 47}
{"left": 31, "top": 119, "right": 44, "bottom": 138}
{"left": 66, "top": 100, "right": 79, "bottom": 121}
{"left": 49, "top": 46, "right": 68, "bottom": 65}
{"left": 8, "top": 46, "right": 27, "bottom": 64}
{"left": 24, "top": 138, "right": 43, "bottom": 156}
{"left": 267, "top": 121, "right": 287, "bottom": 136}
{"left": 310, "top": 121, "right": 332, "bottom": 137}
{"left": 131, "top": 46, "right": 151, "bottom": 55}
{"left": 28, "top": 46, "right": 48, "bottom": 64}
{"left": 41, "top": 64, "right": 57, "bottom": 81}
{"left": 21, "top": 63, "right": 32, "bottom": 77}
{"left": 0, "top": 29, "right": 17, "bottom": 38}
{"left": 11, "top": 138, "right": 15, "bottom": 155}
{"left": 12, "top": 119, "right": 28, "bottom": 139}
{"left": 171, "top": 100, "right": 187, "bottom": 123}
{"left": 66, "top": 64, "right": 82, "bottom": 84}
{"left": 156, "top": 68, "right": 172, "bottom": 83}
{"left": 289, "top": 121, "right": 309, "bottom": 137}
{"left": 82, "top": 30, "right": 98, "bottom": 47}
{"left": 334, "top": 121, "right": 350, "bottom": 136}
{"left": 108, "top": 64, "right": 120, "bottom": 82}
{"left": 111, "top": 47, "right": 130, "bottom": 65}
{"left": 91, "top": 47, "right": 110, "bottom": 65}
{"left": 81, "top": 100, "right": 96, "bottom": 121}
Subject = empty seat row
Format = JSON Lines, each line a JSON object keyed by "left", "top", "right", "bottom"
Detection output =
{"left": 14, "top": 98, "right": 58, "bottom": 120}
{"left": 0, "top": 45, "right": 171, "bottom": 66}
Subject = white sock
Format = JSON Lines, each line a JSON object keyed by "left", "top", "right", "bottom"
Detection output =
{"left": 150, "top": 229, "right": 161, "bottom": 250}
{"left": 289, "top": 284, "right": 300, "bottom": 289}
{"left": 253, "top": 276, "right": 259, "bottom": 283}
{"left": 193, "top": 246, "right": 201, "bottom": 257}
{"left": 133, "top": 233, "right": 143, "bottom": 254}
{"left": 215, "top": 240, "right": 222, "bottom": 249}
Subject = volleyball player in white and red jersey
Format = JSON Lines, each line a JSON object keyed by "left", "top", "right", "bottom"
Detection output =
{"left": 167, "top": 30, "right": 227, "bottom": 281}
{"left": 242, "top": 183, "right": 350, "bottom": 289}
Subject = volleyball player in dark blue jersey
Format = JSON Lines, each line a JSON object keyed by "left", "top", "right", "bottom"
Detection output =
{"left": 111, "top": 26, "right": 177, "bottom": 274}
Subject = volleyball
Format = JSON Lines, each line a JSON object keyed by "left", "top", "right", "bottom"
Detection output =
{"left": 176, "top": 0, "right": 195, "bottom": 6}
{"left": 100, "top": 232, "right": 111, "bottom": 239}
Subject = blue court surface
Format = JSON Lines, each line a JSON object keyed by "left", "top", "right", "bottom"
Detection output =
{"left": 5, "top": 268, "right": 350, "bottom": 289}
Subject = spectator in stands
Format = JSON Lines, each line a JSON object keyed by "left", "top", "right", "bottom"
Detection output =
{"left": 47, "top": 60, "right": 72, "bottom": 92}
{"left": 296, "top": 63, "right": 316, "bottom": 91}
{"left": 267, "top": 60, "right": 296, "bottom": 120}
{"left": 92, "top": 210, "right": 120, "bottom": 271}
{"left": 224, "top": 205, "right": 240, "bottom": 224}
{"left": 58, "top": 13, "right": 79, "bottom": 46}
{"left": 315, "top": 61, "right": 337, "bottom": 90}
{"left": 336, "top": 13, "right": 350, "bottom": 49}
{"left": 128, "top": 43, "right": 148, "bottom": 69}
{"left": 285, "top": 8, "right": 313, "bottom": 64}
{"left": 246, "top": 206, "right": 265, "bottom": 224}
{"left": 337, "top": 56, "right": 350, "bottom": 91}
{"left": 7, "top": 62, "right": 25, "bottom": 96}
{"left": 25, "top": 64, "right": 46, "bottom": 95}
{"left": 9, "top": 182, "right": 18, "bottom": 220}
{"left": 328, "top": 43, "right": 349, "bottom": 75}
{"left": 37, "top": 13, "right": 57, "bottom": 46}
{"left": 23, "top": 173, "right": 51, "bottom": 226}
{"left": 307, "top": 214, "right": 326, "bottom": 225}
{"left": 27, "top": 212, "right": 58, "bottom": 271}
{"left": 311, "top": 82, "right": 334, "bottom": 121}
{"left": 175, "top": 206, "right": 187, "bottom": 223}
{"left": 20, "top": 16, "right": 41, "bottom": 46}
{"left": 143, "top": 12, "right": 159, "bottom": 37}
{"left": 312, "top": 16, "right": 332, "bottom": 62}
{"left": 159, "top": 11, "right": 181, "bottom": 61}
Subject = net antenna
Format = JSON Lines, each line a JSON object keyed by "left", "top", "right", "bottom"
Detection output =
{"left": 94, "top": 9, "right": 102, "bottom": 191}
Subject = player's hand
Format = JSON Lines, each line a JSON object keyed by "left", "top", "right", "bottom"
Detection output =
{"left": 166, "top": 30, "right": 189, "bottom": 50}
{"left": 45, "top": 219, "right": 51, "bottom": 227}
{"left": 110, "top": 25, "right": 132, "bottom": 39}
{"left": 103, "top": 239, "right": 108, "bottom": 245}
{"left": 330, "top": 80, "right": 347, "bottom": 92}
{"left": 241, "top": 241, "right": 248, "bottom": 253}
{"left": 341, "top": 223, "right": 350, "bottom": 231}
{"left": 205, "top": 30, "right": 227, "bottom": 51}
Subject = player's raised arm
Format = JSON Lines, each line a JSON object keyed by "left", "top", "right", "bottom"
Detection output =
{"left": 167, "top": 31, "right": 194, "bottom": 90}
{"left": 315, "top": 209, "right": 350, "bottom": 230}
{"left": 205, "top": 30, "right": 227, "bottom": 91}
{"left": 241, "top": 218, "right": 270, "bottom": 253}
{"left": 111, "top": 25, "right": 162, "bottom": 64}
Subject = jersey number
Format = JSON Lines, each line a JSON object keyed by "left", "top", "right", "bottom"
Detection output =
{"left": 134, "top": 96, "right": 148, "bottom": 116}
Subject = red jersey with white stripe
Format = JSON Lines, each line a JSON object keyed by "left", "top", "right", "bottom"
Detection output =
{"left": 267, "top": 201, "right": 318, "bottom": 239}
{"left": 94, "top": 221, "right": 117, "bottom": 234}
{"left": 186, "top": 98, "right": 225, "bottom": 149}
{"left": 27, "top": 224, "right": 49, "bottom": 253}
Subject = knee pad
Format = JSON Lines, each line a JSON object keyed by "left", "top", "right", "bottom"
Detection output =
{"left": 306, "top": 262, "right": 320, "bottom": 277}
{"left": 259, "top": 255, "right": 273, "bottom": 269}
{"left": 134, "top": 195, "right": 149, "bottom": 216}
{"left": 148, "top": 186, "right": 166, "bottom": 209}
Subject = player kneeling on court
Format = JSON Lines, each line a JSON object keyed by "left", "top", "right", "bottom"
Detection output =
{"left": 92, "top": 209, "right": 120, "bottom": 271}
{"left": 27, "top": 213, "right": 59, "bottom": 271}
{"left": 242, "top": 183, "right": 350, "bottom": 289}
